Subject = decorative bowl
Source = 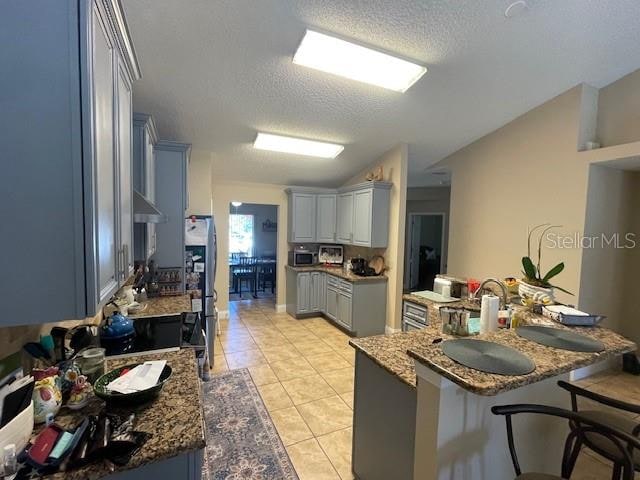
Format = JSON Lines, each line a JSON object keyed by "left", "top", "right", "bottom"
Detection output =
{"left": 93, "top": 363, "right": 172, "bottom": 406}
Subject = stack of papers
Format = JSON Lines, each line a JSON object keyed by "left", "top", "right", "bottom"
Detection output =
{"left": 107, "top": 360, "right": 166, "bottom": 394}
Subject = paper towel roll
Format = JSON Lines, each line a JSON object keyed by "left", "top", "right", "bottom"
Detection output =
{"left": 480, "top": 294, "right": 500, "bottom": 334}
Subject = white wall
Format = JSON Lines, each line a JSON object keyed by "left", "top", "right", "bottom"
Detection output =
{"left": 439, "top": 86, "right": 588, "bottom": 306}
{"left": 211, "top": 181, "right": 288, "bottom": 315}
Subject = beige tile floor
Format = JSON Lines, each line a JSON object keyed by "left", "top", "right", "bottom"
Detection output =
{"left": 211, "top": 298, "right": 639, "bottom": 480}
{"left": 213, "top": 298, "right": 354, "bottom": 480}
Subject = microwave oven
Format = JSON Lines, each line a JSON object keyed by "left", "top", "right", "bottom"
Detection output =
{"left": 288, "top": 249, "right": 317, "bottom": 266}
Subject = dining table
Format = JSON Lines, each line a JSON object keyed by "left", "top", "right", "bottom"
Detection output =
{"left": 229, "top": 257, "right": 277, "bottom": 298}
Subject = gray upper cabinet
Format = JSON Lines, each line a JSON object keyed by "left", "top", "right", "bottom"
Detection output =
{"left": 288, "top": 192, "right": 317, "bottom": 243}
{"left": 92, "top": 4, "right": 119, "bottom": 303}
{"left": 336, "top": 192, "right": 354, "bottom": 244}
{"left": 286, "top": 183, "right": 391, "bottom": 247}
{"left": 0, "top": 0, "right": 140, "bottom": 326}
{"left": 133, "top": 113, "right": 159, "bottom": 261}
{"left": 116, "top": 56, "right": 134, "bottom": 279}
{"left": 154, "top": 142, "right": 190, "bottom": 270}
{"left": 348, "top": 184, "right": 391, "bottom": 248}
{"left": 352, "top": 190, "right": 373, "bottom": 246}
{"left": 316, "top": 194, "right": 337, "bottom": 243}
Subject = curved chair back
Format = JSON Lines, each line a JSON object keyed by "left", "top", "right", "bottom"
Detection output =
{"left": 491, "top": 403, "right": 639, "bottom": 480}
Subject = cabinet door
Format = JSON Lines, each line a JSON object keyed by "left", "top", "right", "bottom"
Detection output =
{"left": 116, "top": 56, "right": 133, "bottom": 279}
{"left": 291, "top": 194, "right": 316, "bottom": 242}
{"left": 338, "top": 292, "right": 353, "bottom": 329}
{"left": 318, "top": 273, "right": 327, "bottom": 313}
{"left": 146, "top": 133, "right": 156, "bottom": 259}
{"left": 91, "top": 1, "right": 119, "bottom": 303}
{"left": 326, "top": 287, "right": 338, "bottom": 320}
{"left": 336, "top": 192, "right": 354, "bottom": 244}
{"left": 296, "top": 273, "right": 311, "bottom": 313}
{"left": 145, "top": 125, "right": 155, "bottom": 201}
{"left": 309, "top": 272, "right": 326, "bottom": 312}
{"left": 297, "top": 273, "right": 311, "bottom": 314}
{"left": 316, "top": 194, "right": 337, "bottom": 243}
{"left": 353, "top": 189, "right": 373, "bottom": 246}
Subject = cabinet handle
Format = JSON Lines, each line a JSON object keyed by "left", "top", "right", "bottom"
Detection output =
{"left": 117, "top": 247, "right": 123, "bottom": 280}
{"left": 123, "top": 244, "right": 129, "bottom": 275}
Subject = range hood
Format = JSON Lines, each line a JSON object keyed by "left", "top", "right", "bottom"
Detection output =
{"left": 133, "top": 190, "right": 167, "bottom": 223}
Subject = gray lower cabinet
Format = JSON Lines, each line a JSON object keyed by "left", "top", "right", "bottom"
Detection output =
{"left": 337, "top": 291, "right": 353, "bottom": 330}
{"left": 296, "top": 272, "right": 312, "bottom": 314}
{"left": 1, "top": 0, "right": 140, "bottom": 325}
{"left": 286, "top": 270, "right": 387, "bottom": 336}
{"left": 326, "top": 286, "right": 338, "bottom": 320}
{"left": 310, "top": 272, "right": 326, "bottom": 312}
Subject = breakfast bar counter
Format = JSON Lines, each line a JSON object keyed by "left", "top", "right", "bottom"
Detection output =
{"left": 349, "top": 298, "right": 636, "bottom": 480}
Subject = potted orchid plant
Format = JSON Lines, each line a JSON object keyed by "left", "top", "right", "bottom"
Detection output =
{"left": 519, "top": 223, "right": 573, "bottom": 303}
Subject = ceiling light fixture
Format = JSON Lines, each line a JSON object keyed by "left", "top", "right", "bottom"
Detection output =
{"left": 293, "top": 30, "right": 427, "bottom": 93}
{"left": 231, "top": 201, "right": 243, "bottom": 207}
{"left": 253, "top": 132, "right": 344, "bottom": 158}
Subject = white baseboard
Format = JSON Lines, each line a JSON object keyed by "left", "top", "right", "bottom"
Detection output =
{"left": 217, "top": 310, "right": 229, "bottom": 319}
{"left": 276, "top": 304, "right": 286, "bottom": 313}
{"left": 385, "top": 325, "right": 401, "bottom": 334}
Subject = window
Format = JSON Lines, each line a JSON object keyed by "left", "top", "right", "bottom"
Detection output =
{"left": 229, "top": 214, "right": 254, "bottom": 257}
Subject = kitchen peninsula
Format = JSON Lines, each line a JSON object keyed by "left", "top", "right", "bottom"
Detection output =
{"left": 349, "top": 295, "right": 636, "bottom": 480}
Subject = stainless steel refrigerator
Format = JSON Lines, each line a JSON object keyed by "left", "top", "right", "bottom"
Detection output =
{"left": 185, "top": 216, "right": 217, "bottom": 359}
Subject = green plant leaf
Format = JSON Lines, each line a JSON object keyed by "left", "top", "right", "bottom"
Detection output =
{"left": 549, "top": 283, "right": 574, "bottom": 296}
{"left": 522, "top": 256, "right": 537, "bottom": 280}
{"left": 537, "top": 225, "right": 562, "bottom": 276}
{"left": 527, "top": 224, "right": 549, "bottom": 260}
{"left": 542, "top": 262, "right": 564, "bottom": 283}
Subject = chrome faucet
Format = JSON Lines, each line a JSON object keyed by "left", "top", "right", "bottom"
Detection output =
{"left": 471, "top": 278, "right": 509, "bottom": 308}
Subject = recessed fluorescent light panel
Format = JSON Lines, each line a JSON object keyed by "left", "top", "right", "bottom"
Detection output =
{"left": 293, "top": 30, "right": 427, "bottom": 93}
{"left": 253, "top": 133, "right": 344, "bottom": 158}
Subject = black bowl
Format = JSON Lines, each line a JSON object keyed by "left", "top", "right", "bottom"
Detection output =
{"left": 94, "top": 363, "right": 172, "bottom": 406}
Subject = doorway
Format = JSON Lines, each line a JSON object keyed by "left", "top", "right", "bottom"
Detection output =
{"left": 228, "top": 202, "right": 278, "bottom": 304}
{"left": 405, "top": 213, "right": 445, "bottom": 291}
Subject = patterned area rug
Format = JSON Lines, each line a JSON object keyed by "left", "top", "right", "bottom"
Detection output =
{"left": 202, "top": 369, "right": 299, "bottom": 480}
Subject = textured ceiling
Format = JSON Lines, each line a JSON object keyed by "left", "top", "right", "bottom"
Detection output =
{"left": 122, "top": 0, "right": 640, "bottom": 187}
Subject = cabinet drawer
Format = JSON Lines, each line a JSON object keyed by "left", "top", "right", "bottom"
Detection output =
{"left": 338, "top": 279, "right": 353, "bottom": 294}
{"left": 327, "top": 275, "right": 341, "bottom": 289}
{"left": 402, "top": 301, "right": 427, "bottom": 322}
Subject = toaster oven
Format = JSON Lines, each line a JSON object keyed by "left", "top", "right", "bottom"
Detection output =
{"left": 318, "top": 245, "right": 343, "bottom": 265}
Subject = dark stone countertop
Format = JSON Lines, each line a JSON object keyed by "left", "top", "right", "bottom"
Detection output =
{"left": 128, "top": 294, "right": 192, "bottom": 319}
{"left": 351, "top": 296, "right": 636, "bottom": 395}
{"left": 285, "top": 264, "right": 387, "bottom": 283}
{"left": 42, "top": 349, "right": 205, "bottom": 479}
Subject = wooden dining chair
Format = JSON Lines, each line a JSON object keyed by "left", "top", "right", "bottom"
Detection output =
{"left": 236, "top": 256, "right": 257, "bottom": 297}
{"left": 492, "top": 403, "right": 639, "bottom": 480}
{"left": 557, "top": 380, "right": 640, "bottom": 479}
{"left": 258, "top": 263, "right": 276, "bottom": 294}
